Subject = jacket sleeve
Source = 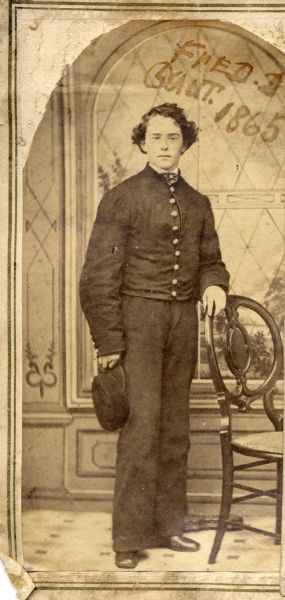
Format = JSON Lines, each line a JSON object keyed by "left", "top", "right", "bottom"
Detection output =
{"left": 79, "top": 188, "right": 130, "bottom": 356}
{"left": 198, "top": 196, "right": 230, "bottom": 298}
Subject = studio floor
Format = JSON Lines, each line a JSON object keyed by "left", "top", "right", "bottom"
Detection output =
{"left": 22, "top": 508, "right": 280, "bottom": 573}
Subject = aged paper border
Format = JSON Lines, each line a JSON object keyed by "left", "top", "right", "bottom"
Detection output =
{"left": 1, "top": 0, "right": 285, "bottom": 598}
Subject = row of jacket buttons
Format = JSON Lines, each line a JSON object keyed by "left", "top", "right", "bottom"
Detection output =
{"left": 169, "top": 189, "right": 180, "bottom": 298}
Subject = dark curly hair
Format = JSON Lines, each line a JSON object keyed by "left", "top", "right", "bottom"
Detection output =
{"left": 132, "top": 103, "right": 199, "bottom": 154}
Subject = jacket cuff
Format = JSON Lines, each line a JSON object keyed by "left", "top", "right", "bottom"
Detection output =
{"left": 95, "top": 341, "right": 125, "bottom": 357}
{"left": 199, "top": 281, "right": 228, "bottom": 301}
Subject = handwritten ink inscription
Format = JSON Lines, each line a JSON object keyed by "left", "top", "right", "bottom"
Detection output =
{"left": 144, "top": 40, "right": 284, "bottom": 143}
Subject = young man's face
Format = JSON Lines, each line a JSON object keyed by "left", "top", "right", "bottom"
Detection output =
{"left": 141, "top": 115, "right": 186, "bottom": 171}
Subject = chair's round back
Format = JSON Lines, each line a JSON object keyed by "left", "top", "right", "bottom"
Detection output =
{"left": 205, "top": 295, "right": 283, "bottom": 408}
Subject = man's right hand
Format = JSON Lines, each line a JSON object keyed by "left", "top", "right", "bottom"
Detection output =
{"left": 97, "top": 353, "right": 121, "bottom": 370}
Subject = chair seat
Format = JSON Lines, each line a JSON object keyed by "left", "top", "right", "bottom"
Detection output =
{"left": 232, "top": 431, "right": 283, "bottom": 458}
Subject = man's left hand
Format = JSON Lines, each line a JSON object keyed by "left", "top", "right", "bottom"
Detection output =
{"left": 202, "top": 285, "right": 226, "bottom": 316}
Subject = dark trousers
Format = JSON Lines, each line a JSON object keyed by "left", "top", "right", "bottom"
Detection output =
{"left": 112, "top": 295, "right": 198, "bottom": 552}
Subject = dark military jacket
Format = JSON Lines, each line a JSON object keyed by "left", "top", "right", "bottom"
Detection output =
{"left": 80, "top": 163, "right": 230, "bottom": 356}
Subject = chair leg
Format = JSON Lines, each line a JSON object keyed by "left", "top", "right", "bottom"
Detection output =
{"left": 275, "top": 461, "right": 283, "bottom": 545}
{"left": 208, "top": 435, "right": 234, "bottom": 564}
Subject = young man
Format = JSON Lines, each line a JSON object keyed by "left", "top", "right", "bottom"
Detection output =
{"left": 80, "top": 103, "right": 230, "bottom": 569}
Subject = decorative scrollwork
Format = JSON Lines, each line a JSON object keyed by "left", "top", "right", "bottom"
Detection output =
{"left": 25, "top": 342, "right": 57, "bottom": 398}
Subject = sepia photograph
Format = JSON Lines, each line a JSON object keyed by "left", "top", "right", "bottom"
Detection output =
{"left": 2, "top": 3, "right": 285, "bottom": 599}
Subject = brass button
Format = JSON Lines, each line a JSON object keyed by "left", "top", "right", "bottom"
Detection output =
{"left": 172, "top": 225, "right": 179, "bottom": 231}
{"left": 171, "top": 210, "right": 178, "bottom": 217}
{"left": 175, "top": 250, "right": 181, "bottom": 256}
{"left": 171, "top": 290, "right": 177, "bottom": 297}
{"left": 172, "top": 278, "right": 178, "bottom": 285}
{"left": 173, "top": 238, "right": 179, "bottom": 245}
{"left": 169, "top": 186, "right": 175, "bottom": 193}
{"left": 174, "top": 264, "right": 180, "bottom": 270}
{"left": 169, "top": 198, "right": 176, "bottom": 205}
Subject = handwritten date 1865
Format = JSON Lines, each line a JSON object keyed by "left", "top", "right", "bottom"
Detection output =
{"left": 215, "top": 103, "right": 285, "bottom": 143}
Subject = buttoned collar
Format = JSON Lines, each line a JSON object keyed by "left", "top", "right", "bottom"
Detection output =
{"left": 149, "top": 162, "right": 179, "bottom": 176}
{"left": 144, "top": 163, "right": 181, "bottom": 182}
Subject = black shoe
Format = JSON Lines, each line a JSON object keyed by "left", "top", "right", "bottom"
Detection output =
{"left": 115, "top": 551, "right": 139, "bottom": 569}
{"left": 161, "top": 534, "right": 200, "bottom": 552}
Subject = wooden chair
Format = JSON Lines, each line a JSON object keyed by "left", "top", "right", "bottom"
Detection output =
{"left": 204, "top": 294, "right": 283, "bottom": 564}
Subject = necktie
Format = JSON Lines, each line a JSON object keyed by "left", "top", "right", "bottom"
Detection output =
{"left": 161, "top": 172, "right": 179, "bottom": 186}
